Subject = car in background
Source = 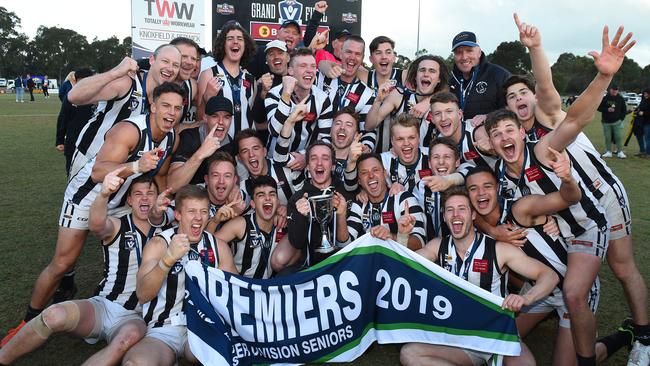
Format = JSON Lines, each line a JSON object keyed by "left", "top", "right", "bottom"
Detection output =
{"left": 0, "top": 78, "right": 6, "bottom": 87}
{"left": 7, "top": 79, "right": 15, "bottom": 91}
{"left": 622, "top": 92, "right": 641, "bottom": 108}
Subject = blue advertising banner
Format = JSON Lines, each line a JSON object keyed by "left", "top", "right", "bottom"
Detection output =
{"left": 185, "top": 234, "right": 520, "bottom": 365}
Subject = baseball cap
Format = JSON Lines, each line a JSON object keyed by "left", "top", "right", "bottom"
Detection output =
{"left": 332, "top": 29, "right": 351, "bottom": 41}
{"left": 205, "top": 96, "right": 233, "bottom": 115}
{"left": 452, "top": 31, "right": 479, "bottom": 51}
{"left": 610, "top": 84, "right": 619, "bottom": 90}
{"left": 280, "top": 20, "right": 301, "bottom": 32}
{"left": 265, "top": 40, "right": 288, "bottom": 53}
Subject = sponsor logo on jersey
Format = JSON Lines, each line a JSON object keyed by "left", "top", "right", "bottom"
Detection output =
{"left": 472, "top": 259, "right": 488, "bottom": 273}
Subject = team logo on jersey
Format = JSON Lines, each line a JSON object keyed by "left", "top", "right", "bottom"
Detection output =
{"left": 278, "top": 0, "right": 303, "bottom": 22}
{"left": 341, "top": 12, "right": 358, "bottom": 24}
{"left": 334, "top": 163, "right": 345, "bottom": 178}
{"left": 362, "top": 213, "right": 372, "bottom": 230}
{"left": 123, "top": 231, "right": 138, "bottom": 250}
{"left": 248, "top": 230, "right": 264, "bottom": 248}
{"left": 171, "top": 261, "right": 184, "bottom": 275}
{"left": 128, "top": 96, "right": 140, "bottom": 111}
{"left": 425, "top": 199, "right": 435, "bottom": 215}
{"left": 475, "top": 81, "right": 488, "bottom": 94}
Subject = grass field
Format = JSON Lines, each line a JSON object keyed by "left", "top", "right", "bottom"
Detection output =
{"left": 0, "top": 93, "right": 647, "bottom": 365}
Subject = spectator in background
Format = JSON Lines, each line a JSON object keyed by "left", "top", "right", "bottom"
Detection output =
{"left": 14, "top": 74, "right": 25, "bottom": 103}
{"left": 597, "top": 85, "right": 627, "bottom": 158}
{"left": 55, "top": 68, "right": 96, "bottom": 175}
{"left": 42, "top": 76, "right": 50, "bottom": 99}
{"left": 58, "top": 71, "right": 76, "bottom": 102}
{"left": 26, "top": 73, "right": 35, "bottom": 102}
{"left": 636, "top": 88, "right": 650, "bottom": 157}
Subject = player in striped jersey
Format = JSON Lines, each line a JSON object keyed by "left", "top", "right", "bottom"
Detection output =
{"left": 124, "top": 185, "right": 235, "bottom": 365}
{"left": 167, "top": 96, "right": 235, "bottom": 190}
{"left": 1, "top": 83, "right": 185, "bottom": 347}
{"left": 266, "top": 47, "right": 334, "bottom": 164}
{"left": 216, "top": 176, "right": 282, "bottom": 279}
{"left": 413, "top": 137, "right": 462, "bottom": 241}
{"left": 0, "top": 174, "right": 157, "bottom": 364}
{"left": 401, "top": 186, "right": 558, "bottom": 366}
{"left": 430, "top": 91, "right": 498, "bottom": 177}
{"left": 316, "top": 35, "right": 377, "bottom": 151}
{"left": 365, "top": 55, "right": 448, "bottom": 152}
{"left": 68, "top": 45, "right": 181, "bottom": 179}
{"left": 236, "top": 129, "right": 303, "bottom": 208}
{"left": 379, "top": 114, "right": 430, "bottom": 193}
{"left": 329, "top": 107, "right": 364, "bottom": 193}
{"left": 197, "top": 22, "right": 258, "bottom": 140}
{"left": 508, "top": 16, "right": 650, "bottom": 360}
{"left": 347, "top": 153, "right": 426, "bottom": 249}
{"left": 360, "top": 36, "right": 406, "bottom": 91}
{"left": 170, "top": 37, "right": 201, "bottom": 127}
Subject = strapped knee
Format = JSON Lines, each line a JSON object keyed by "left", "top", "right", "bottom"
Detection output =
{"left": 39, "top": 301, "right": 81, "bottom": 335}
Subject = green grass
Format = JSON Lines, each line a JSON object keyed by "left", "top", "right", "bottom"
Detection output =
{"left": 0, "top": 93, "right": 647, "bottom": 365}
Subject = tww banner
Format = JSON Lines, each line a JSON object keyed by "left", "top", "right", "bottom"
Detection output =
{"left": 185, "top": 234, "right": 520, "bottom": 365}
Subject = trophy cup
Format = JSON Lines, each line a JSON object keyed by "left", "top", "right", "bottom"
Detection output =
{"left": 307, "top": 192, "right": 336, "bottom": 253}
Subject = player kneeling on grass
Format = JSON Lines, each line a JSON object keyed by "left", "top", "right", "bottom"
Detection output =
{"left": 399, "top": 187, "right": 559, "bottom": 366}
{"left": 0, "top": 171, "right": 157, "bottom": 365}
{"left": 122, "top": 185, "right": 235, "bottom": 366}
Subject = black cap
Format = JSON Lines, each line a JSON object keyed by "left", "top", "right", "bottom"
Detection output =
{"left": 332, "top": 29, "right": 351, "bottom": 42}
{"left": 280, "top": 20, "right": 301, "bottom": 33}
{"left": 205, "top": 96, "right": 233, "bottom": 115}
{"left": 610, "top": 84, "right": 619, "bottom": 90}
{"left": 452, "top": 31, "right": 479, "bottom": 51}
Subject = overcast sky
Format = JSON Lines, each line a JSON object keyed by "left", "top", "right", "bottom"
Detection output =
{"left": 2, "top": 0, "right": 649, "bottom": 67}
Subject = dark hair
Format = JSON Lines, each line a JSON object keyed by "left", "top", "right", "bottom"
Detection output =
{"left": 153, "top": 44, "right": 179, "bottom": 59}
{"left": 250, "top": 175, "right": 278, "bottom": 194}
{"left": 430, "top": 91, "right": 460, "bottom": 108}
{"left": 502, "top": 75, "right": 536, "bottom": 100}
{"left": 126, "top": 175, "right": 158, "bottom": 197}
{"left": 213, "top": 22, "right": 257, "bottom": 66}
{"left": 441, "top": 186, "right": 471, "bottom": 209}
{"left": 234, "top": 129, "right": 264, "bottom": 154}
{"left": 306, "top": 141, "right": 335, "bottom": 161}
{"left": 175, "top": 184, "right": 209, "bottom": 212}
{"left": 152, "top": 82, "right": 187, "bottom": 102}
{"left": 343, "top": 35, "right": 365, "bottom": 51}
{"left": 206, "top": 150, "right": 236, "bottom": 172}
{"left": 356, "top": 153, "right": 383, "bottom": 168}
{"left": 390, "top": 112, "right": 420, "bottom": 135}
{"left": 170, "top": 37, "right": 200, "bottom": 54}
{"left": 406, "top": 55, "right": 449, "bottom": 94}
{"left": 484, "top": 109, "right": 520, "bottom": 135}
{"left": 74, "top": 67, "right": 94, "bottom": 81}
{"left": 332, "top": 106, "right": 360, "bottom": 131}
{"left": 289, "top": 47, "right": 315, "bottom": 67}
{"left": 429, "top": 136, "right": 460, "bottom": 160}
{"left": 369, "top": 36, "right": 395, "bottom": 54}
{"left": 465, "top": 165, "right": 497, "bottom": 184}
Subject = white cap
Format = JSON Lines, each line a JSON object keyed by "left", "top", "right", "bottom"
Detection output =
{"left": 265, "top": 40, "right": 288, "bottom": 53}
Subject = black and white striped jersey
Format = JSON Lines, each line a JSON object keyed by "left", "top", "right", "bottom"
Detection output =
{"left": 265, "top": 84, "right": 333, "bottom": 153}
{"left": 414, "top": 180, "right": 449, "bottom": 241}
{"left": 209, "top": 63, "right": 256, "bottom": 139}
{"left": 380, "top": 147, "right": 430, "bottom": 192}
{"left": 240, "top": 158, "right": 305, "bottom": 206}
{"left": 71, "top": 72, "right": 146, "bottom": 178}
{"left": 316, "top": 74, "right": 377, "bottom": 150}
{"left": 455, "top": 121, "right": 498, "bottom": 177}
{"left": 96, "top": 214, "right": 147, "bottom": 311}
{"left": 437, "top": 232, "right": 507, "bottom": 297}
{"left": 495, "top": 142, "right": 609, "bottom": 239}
{"left": 365, "top": 68, "right": 404, "bottom": 90}
{"left": 64, "top": 114, "right": 175, "bottom": 211}
{"left": 347, "top": 191, "right": 426, "bottom": 246}
{"left": 181, "top": 79, "right": 197, "bottom": 124}
{"left": 143, "top": 226, "right": 220, "bottom": 328}
{"left": 365, "top": 68, "right": 405, "bottom": 153}
{"left": 230, "top": 212, "right": 280, "bottom": 279}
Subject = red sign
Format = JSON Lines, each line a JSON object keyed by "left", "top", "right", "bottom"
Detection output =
{"left": 524, "top": 166, "right": 544, "bottom": 182}
{"left": 463, "top": 150, "right": 479, "bottom": 160}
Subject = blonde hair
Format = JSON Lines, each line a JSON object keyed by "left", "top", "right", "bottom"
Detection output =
{"left": 389, "top": 113, "right": 420, "bottom": 135}
{"left": 64, "top": 71, "right": 76, "bottom": 85}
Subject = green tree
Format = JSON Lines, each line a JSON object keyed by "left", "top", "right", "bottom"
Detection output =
{"left": 414, "top": 48, "right": 429, "bottom": 58}
{"left": 394, "top": 53, "right": 411, "bottom": 70}
{"left": 613, "top": 56, "right": 642, "bottom": 92}
{"left": 27, "top": 26, "right": 90, "bottom": 81}
{"left": 88, "top": 36, "right": 131, "bottom": 73}
{"left": 487, "top": 41, "right": 530, "bottom": 75}
{"left": 0, "top": 7, "right": 30, "bottom": 77}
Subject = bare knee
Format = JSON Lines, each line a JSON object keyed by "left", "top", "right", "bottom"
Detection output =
{"left": 400, "top": 343, "right": 425, "bottom": 366}
{"left": 563, "top": 284, "right": 588, "bottom": 311}
{"left": 110, "top": 322, "right": 145, "bottom": 354}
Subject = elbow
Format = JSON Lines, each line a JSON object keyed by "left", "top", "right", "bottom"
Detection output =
{"left": 136, "top": 287, "right": 155, "bottom": 304}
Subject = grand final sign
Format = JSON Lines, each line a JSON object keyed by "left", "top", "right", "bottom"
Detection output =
{"left": 212, "top": 0, "right": 362, "bottom": 44}
{"left": 131, "top": 0, "right": 205, "bottom": 59}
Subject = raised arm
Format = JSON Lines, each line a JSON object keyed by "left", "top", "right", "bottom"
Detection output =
{"left": 514, "top": 13, "right": 564, "bottom": 125}
{"left": 67, "top": 57, "right": 137, "bottom": 105}
{"left": 365, "top": 84, "right": 400, "bottom": 130}
{"left": 89, "top": 167, "right": 126, "bottom": 241}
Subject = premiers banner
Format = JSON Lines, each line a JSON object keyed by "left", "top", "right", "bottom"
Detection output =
{"left": 185, "top": 234, "right": 520, "bottom": 365}
{"left": 131, "top": 0, "right": 205, "bottom": 59}
{"left": 211, "top": 0, "right": 362, "bottom": 43}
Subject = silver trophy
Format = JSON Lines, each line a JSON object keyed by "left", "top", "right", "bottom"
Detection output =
{"left": 308, "top": 191, "right": 337, "bottom": 253}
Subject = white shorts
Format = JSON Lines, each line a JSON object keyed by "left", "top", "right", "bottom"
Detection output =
{"left": 601, "top": 182, "right": 631, "bottom": 240}
{"left": 85, "top": 296, "right": 143, "bottom": 344}
{"left": 59, "top": 201, "right": 131, "bottom": 230}
{"left": 566, "top": 226, "right": 609, "bottom": 259}
{"left": 462, "top": 348, "right": 494, "bottom": 366}
{"left": 521, "top": 276, "right": 600, "bottom": 328}
{"left": 145, "top": 324, "right": 187, "bottom": 358}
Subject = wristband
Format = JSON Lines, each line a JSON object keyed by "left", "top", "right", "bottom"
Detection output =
{"left": 396, "top": 233, "right": 409, "bottom": 246}
{"left": 158, "top": 259, "right": 171, "bottom": 271}
{"left": 132, "top": 161, "right": 140, "bottom": 174}
{"left": 148, "top": 213, "right": 168, "bottom": 228}
{"left": 161, "top": 253, "right": 176, "bottom": 268}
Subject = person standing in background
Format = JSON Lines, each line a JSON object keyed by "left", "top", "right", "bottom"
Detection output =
{"left": 635, "top": 88, "right": 650, "bottom": 157}
{"left": 42, "top": 76, "right": 50, "bottom": 99}
{"left": 597, "top": 85, "right": 627, "bottom": 158}
{"left": 14, "top": 74, "right": 25, "bottom": 103}
{"left": 26, "top": 73, "right": 35, "bottom": 102}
